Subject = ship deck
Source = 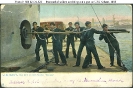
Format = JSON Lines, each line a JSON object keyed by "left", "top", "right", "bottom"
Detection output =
{"left": 18, "top": 41, "right": 125, "bottom": 72}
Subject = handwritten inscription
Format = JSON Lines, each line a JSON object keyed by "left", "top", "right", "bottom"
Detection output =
{"left": 8, "top": 77, "right": 124, "bottom": 85}
{"left": 9, "top": 80, "right": 25, "bottom": 84}
{"left": 9, "top": 79, "right": 40, "bottom": 84}
{"left": 84, "top": 77, "right": 107, "bottom": 83}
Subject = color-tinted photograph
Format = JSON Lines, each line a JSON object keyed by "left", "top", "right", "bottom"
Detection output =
{"left": 1, "top": 4, "right": 132, "bottom": 73}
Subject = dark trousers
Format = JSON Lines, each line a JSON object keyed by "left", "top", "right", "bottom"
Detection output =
{"left": 60, "top": 39, "right": 63, "bottom": 50}
{"left": 84, "top": 54, "right": 92, "bottom": 65}
{"left": 66, "top": 39, "right": 76, "bottom": 57}
{"left": 46, "top": 38, "right": 49, "bottom": 44}
{"left": 35, "top": 40, "right": 48, "bottom": 62}
{"left": 75, "top": 42, "right": 92, "bottom": 66}
{"left": 82, "top": 42, "right": 103, "bottom": 68}
{"left": 108, "top": 41, "right": 121, "bottom": 66}
{"left": 53, "top": 41, "right": 67, "bottom": 64}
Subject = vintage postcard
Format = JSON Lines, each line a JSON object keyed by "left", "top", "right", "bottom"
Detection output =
{"left": 0, "top": 3, "right": 132, "bottom": 87}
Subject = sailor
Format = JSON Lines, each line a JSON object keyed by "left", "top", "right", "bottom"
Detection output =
{"left": 32, "top": 22, "right": 49, "bottom": 65}
{"left": 82, "top": 21, "right": 106, "bottom": 69}
{"left": 65, "top": 22, "right": 76, "bottom": 58}
{"left": 58, "top": 24, "right": 66, "bottom": 50}
{"left": 47, "top": 22, "right": 67, "bottom": 66}
{"left": 60, "top": 32, "right": 65, "bottom": 50}
{"left": 73, "top": 22, "right": 92, "bottom": 67}
{"left": 99, "top": 24, "right": 122, "bottom": 67}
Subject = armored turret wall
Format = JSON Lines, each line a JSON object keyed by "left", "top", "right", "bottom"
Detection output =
{"left": 1, "top": 5, "right": 40, "bottom": 65}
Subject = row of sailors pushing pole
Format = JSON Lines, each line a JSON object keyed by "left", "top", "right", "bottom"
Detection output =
{"left": 32, "top": 21, "right": 122, "bottom": 69}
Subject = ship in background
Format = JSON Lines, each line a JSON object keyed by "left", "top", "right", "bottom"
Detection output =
{"left": 91, "top": 15, "right": 132, "bottom": 29}
{"left": 109, "top": 15, "right": 132, "bottom": 29}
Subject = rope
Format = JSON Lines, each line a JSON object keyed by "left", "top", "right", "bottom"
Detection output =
{"left": 91, "top": 5, "right": 127, "bottom": 71}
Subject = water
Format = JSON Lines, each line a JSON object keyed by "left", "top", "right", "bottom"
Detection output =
{"left": 94, "top": 29, "right": 132, "bottom": 72}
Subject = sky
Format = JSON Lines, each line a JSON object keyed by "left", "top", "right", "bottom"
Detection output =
{"left": 40, "top": 5, "right": 132, "bottom": 25}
